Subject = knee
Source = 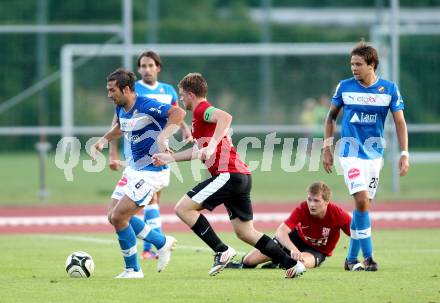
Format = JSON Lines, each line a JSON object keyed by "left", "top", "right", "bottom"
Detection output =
{"left": 235, "top": 228, "right": 253, "bottom": 243}
{"left": 107, "top": 212, "right": 113, "bottom": 224}
{"left": 354, "top": 196, "right": 370, "bottom": 212}
{"left": 110, "top": 212, "right": 124, "bottom": 227}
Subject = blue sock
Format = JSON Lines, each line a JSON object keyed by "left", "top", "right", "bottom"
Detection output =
{"left": 143, "top": 204, "right": 163, "bottom": 252}
{"left": 130, "top": 216, "right": 166, "bottom": 250}
{"left": 116, "top": 226, "right": 139, "bottom": 271}
{"left": 353, "top": 209, "right": 373, "bottom": 259}
{"left": 347, "top": 213, "right": 361, "bottom": 262}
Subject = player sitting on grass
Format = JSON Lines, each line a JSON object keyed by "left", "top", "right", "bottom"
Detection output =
{"left": 226, "top": 182, "right": 351, "bottom": 270}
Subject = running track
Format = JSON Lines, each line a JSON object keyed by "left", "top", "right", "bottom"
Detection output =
{"left": 1, "top": 201, "right": 440, "bottom": 234}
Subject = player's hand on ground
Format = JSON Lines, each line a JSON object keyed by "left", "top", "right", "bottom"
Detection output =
{"left": 322, "top": 148, "right": 334, "bottom": 173}
{"left": 152, "top": 152, "right": 174, "bottom": 166}
{"left": 399, "top": 155, "right": 409, "bottom": 176}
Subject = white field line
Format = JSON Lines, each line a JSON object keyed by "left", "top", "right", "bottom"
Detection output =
{"left": 1, "top": 211, "right": 440, "bottom": 227}
{"left": 36, "top": 234, "right": 246, "bottom": 254}
{"left": 35, "top": 234, "right": 440, "bottom": 255}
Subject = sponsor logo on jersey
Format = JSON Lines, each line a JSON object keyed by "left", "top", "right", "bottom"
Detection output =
{"left": 350, "top": 112, "right": 377, "bottom": 124}
{"left": 149, "top": 108, "right": 162, "bottom": 115}
{"left": 356, "top": 95, "right": 377, "bottom": 104}
{"left": 351, "top": 182, "right": 363, "bottom": 190}
{"left": 343, "top": 92, "right": 391, "bottom": 107}
{"left": 348, "top": 168, "right": 360, "bottom": 180}
{"left": 322, "top": 227, "right": 330, "bottom": 237}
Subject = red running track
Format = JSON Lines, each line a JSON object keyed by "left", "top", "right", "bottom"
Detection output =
{"left": 1, "top": 201, "right": 440, "bottom": 234}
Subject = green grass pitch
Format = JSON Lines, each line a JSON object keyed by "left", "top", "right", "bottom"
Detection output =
{"left": 0, "top": 229, "right": 439, "bottom": 303}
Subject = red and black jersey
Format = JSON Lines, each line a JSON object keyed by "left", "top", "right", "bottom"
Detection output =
{"left": 192, "top": 100, "right": 250, "bottom": 176}
{"left": 284, "top": 202, "right": 351, "bottom": 256}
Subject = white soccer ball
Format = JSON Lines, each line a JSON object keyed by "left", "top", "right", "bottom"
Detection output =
{"left": 65, "top": 251, "right": 95, "bottom": 278}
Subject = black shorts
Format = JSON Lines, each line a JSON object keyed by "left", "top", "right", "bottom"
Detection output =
{"left": 274, "top": 229, "right": 326, "bottom": 267}
{"left": 187, "top": 172, "right": 253, "bottom": 221}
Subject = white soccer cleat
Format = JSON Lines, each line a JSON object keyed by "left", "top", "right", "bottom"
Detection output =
{"left": 285, "top": 261, "right": 306, "bottom": 279}
{"left": 157, "top": 236, "right": 177, "bottom": 272}
{"left": 115, "top": 268, "right": 144, "bottom": 279}
{"left": 209, "top": 246, "right": 237, "bottom": 276}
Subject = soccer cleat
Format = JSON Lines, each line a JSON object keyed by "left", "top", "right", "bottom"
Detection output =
{"left": 209, "top": 246, "right": 237, "bottom": 276}
{"left": 285, "top": 261, "right": 306, "bottom": 278}
{"left": 157, "top": 236, "right": 177, "bottom": 272}
{"left": 344, "top": 258, "right": 365, "bottom": 271}
{"left": 141, "top": 250, "right": 158, "bottom": 260}
{"left": 225, "top": 260, "right": 243, "bottom": 269}
{"left": 363, "top": 257, "right": 379, "bottom": 271}
{"left": 115, "top": 268, "right": 144, "bottom": 279}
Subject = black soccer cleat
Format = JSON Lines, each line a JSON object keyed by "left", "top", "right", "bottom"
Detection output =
{"left": 344, "top": 258, "right": 365, "bottom": 271}
{"left": 209, "top": 246, "right": 237, "bottom": 276}
{"left": 363, "top": 257, "right": 379, "bottom": 271}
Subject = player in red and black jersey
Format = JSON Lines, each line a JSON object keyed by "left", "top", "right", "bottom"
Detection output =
{"left": 152, "top": 72, "right": 304, "bottom": 279}
{"left": 227, "top": 182, "right": 351, "bottom": 270}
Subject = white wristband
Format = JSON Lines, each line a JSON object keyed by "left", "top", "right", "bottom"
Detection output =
{"left": 401, "top": 150, "right": 409, "bottom": 157}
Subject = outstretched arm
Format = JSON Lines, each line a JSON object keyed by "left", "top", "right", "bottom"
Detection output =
{"left": 323, "top": 104, "right": 342, "bottom": 173}
{"left": 392, "top": 110, "right": 409, "bottom": 176}
{"left": 156, "top": 106, "right": 186, "bottom": 152}
{"left": 152, "top": 145, "right": 199, "bottom": 166}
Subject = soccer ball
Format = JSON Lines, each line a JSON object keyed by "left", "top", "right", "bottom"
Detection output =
{"left": 65, "top": 251, "right": 95, "bottom": 278}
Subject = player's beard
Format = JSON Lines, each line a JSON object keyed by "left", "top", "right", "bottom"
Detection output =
{"left": 142, "top": 75, "right": 156, "bottom": 85}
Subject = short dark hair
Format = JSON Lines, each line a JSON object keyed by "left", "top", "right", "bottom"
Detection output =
{"left": 136, "top": 50, "right": 162, "bottom": 68}
{"left": 178, "top": 73, "right": 208, "bottom": 98}
{"left": 307, "top": 182, "right": 332, "bottom": 202}
{"left": 106, "top": 68, "right": 136, "bottom": 92}
{"left": 351, "top": 41, "right": 379, "bottom": 71}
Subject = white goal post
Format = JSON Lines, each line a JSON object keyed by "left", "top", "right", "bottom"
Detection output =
{"left": 60, "top": 42, "right": 354, "bottom": 138}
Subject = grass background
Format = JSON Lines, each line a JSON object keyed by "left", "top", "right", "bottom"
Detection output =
{"left": 0, "top": 230, "right": 439, "bottom": 303}
{"left": 1, "top": 150, "right": 439, "bottom": 205}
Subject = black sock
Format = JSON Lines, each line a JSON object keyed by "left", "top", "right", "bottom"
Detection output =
{"left": 191, "top": 214, "right": 228, "bottom": 252}
{"left": 241, "top": 255, "right": 257, "bottom": 268}
{"left": 254, "top": 234, "right": 296, "bottom": 269}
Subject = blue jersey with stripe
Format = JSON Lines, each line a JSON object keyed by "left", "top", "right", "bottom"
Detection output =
{"left": 116, "top": 96, "right": 171, "bottom": 171}
{"left": 332, "top": 77, "right": 404, "bottom": 159}
{"left": 135, "top": 80, "right": 178, "bottom": 106}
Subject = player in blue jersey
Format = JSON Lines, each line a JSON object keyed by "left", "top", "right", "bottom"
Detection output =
{"left": 93, "top": 68, "right": 186, "bottom": 278}
{"left": 323, "top": 42, "right": 409, "bottom": 271}
{"left": 109, "top": 51, "right": 192, "bottom": 261}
